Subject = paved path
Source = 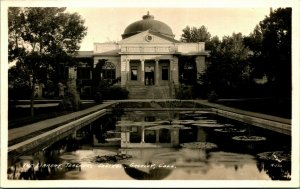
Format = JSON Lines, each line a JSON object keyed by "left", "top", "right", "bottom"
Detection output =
{"left": 8, "top": 101, "right": 115, "bottom": 143}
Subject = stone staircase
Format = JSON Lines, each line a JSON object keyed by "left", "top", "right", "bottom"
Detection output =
{"left": 127, "top": 85, "right": 173, "bottom": 99}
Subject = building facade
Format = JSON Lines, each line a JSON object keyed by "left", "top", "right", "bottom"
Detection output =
{"left": 74, "top": 12, "right": 209, "bottom": 99}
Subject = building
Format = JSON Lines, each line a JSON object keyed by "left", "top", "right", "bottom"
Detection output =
{"left": 73, "top": 12, "right": 210, "bottom": 99}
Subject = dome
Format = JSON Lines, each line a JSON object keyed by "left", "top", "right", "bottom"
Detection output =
{"left": 122, "top": 12, "right": 175, "bottom": 39}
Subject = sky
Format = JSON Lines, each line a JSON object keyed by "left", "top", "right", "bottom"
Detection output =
{"left": 66, "top": 8, "right": 271, "bottom": 51}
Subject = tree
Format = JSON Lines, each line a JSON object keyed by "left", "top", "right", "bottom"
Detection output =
{"left": 202, "top": 33, "right": 252, "bottom": 97}
{"left": 181, "top": 25, "right": 211, "bottom": 43}
{"left": 259, "top": 8, "right": 291, "bottom": 96}
{"left": 243, "top": 8, "right": 291, "bottom": 97}
{"left": 244, "top": 25, "right": 264, "bottom": 78}
{"left": 8, "top": 7, "right": 87, "bottom": 116}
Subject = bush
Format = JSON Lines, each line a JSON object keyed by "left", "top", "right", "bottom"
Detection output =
{"left": 101, "top": 86, "right": 129, "bottom": 100}
{"left": 59, "top": 92, "right": 82, "bottom": 111}
{"left": 208, "top": 90, "right": 218, "bottom": 102}
{"left": 175, "top": 85, "right": 193, "bottom": 99}
{"left": 9, "top": 87, "right": 31, "bottom": 100}
{"left": 94, "top": 92, "right": 103, "bottom": 103}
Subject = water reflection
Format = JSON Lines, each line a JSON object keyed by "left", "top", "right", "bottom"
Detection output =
{"left": 7, "top": 111, "right": 291, "bottom": 180}
{"left": 256, "top": 160, "right": 291, "bottom": 180}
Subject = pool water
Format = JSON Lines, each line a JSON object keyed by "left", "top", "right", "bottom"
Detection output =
{"left": 7, "top": 110, "right": 291, "bottom": 180}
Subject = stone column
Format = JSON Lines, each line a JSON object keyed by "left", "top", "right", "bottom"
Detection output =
{"left": 155, "top": 130, "right": 160, "bottom": 143}
{"left": 141, "top": 126, "right": 145, "bottom": 143}
{"left": 172, "top": 57, "right": 179, "bottom": 85}
{"left": 121, "top": 132, "right": 131, "bottom": 148}
{"left": 195, "top": 56, "right": 206, "bottom": 80}
{"left": 126, "top": 59, "right": 130, "bottom": 79}
{"left": 155, "top": 60, "right": 159, "bottom": 86}
{"left": 141, "top": 59, "right": 145, "bottom": 85}
{"left": 197, "top": 127, "right": 206, "bottom": 142}
{"left": 72, "top": 130, "right": 77, "bottom": 138}
{"left": 120, "top": 56, "right": 129, "bottom": 87}
{"left": 171, "top": 128, "right": 180, "bottom": 147}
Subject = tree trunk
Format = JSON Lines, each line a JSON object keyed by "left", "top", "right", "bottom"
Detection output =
{"left": 30, "top": 81, "right": 35, "bottom": 117}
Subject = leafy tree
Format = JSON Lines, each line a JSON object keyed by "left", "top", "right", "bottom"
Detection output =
{"left": 202, "top": 33, "right": 252, "bottom": 97}
{"left": 181, "top": 25, "right": 211, "bottom": 43}
{"left": 244, "top": 8, "right": 291, "bottom": 97}
{"left": 244, "top": 25, "right": 264, "bottom": 78}
{"left": 8, "top": 7, "right": 87, "bottom": 116}
{"left": 259, "top": 8, "right": 291, "bottom": 96}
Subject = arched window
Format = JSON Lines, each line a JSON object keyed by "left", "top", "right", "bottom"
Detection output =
{"left": 102, "top": 62, "right": 116, "bottom": 81}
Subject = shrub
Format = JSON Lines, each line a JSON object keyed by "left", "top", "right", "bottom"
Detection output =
{"left": 208, "top": 90, "right": 218, "bottom": 102}
{"left": 102, "top": 86, "right": 129, "bottom": 100}
{"left": 59, "top": 91, "right": 82, "bottom": 111}
{"left": 175, "top": 85, "right": 193, "bottom": 99}
{"left": 94, "top": 92, "right": 103, "bottom": 103}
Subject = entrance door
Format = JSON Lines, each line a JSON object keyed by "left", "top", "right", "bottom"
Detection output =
{"left": 145, "top": 65, "right": 155, "bottom": 85}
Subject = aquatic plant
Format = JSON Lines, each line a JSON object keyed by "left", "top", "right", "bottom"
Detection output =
{"left": 232, "top": 135, "right": 266, "bottom": 141}
{"left": 180, "top": 142, "right": 217, "bottom": 149}
{"left": 257, "top": 151, "right": 291, "bottom": 163}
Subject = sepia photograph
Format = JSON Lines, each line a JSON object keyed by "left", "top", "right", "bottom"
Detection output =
{"left": 1, "top": 0, "right": 299, "bottom": 188}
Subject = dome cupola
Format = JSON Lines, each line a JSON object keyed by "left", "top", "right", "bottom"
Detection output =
{"left": 122, "top": 12, "right": 175, "bottom": 39}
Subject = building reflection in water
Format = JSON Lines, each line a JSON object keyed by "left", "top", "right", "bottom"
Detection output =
{"left": 7, "top": 111, "right": 291, "bottom": 180}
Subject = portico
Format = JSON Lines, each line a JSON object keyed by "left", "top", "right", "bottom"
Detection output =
{"left": 122, "top": 57, "right": 174, "bottom": 87}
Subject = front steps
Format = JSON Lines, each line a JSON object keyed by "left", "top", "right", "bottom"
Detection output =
{"left": 127, "top": 85, "right": 173, "bottom": 99}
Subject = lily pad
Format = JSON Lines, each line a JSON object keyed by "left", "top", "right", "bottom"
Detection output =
{"left": 144, "top": 125, "right": 171, "bottom": 130}
{"left": 144, "top": 125, "right": 191, "bottom": 130}
{"left": 154, "top": 120, "right": 171, "bottom": 125}
{"left": 232, "top": 136, "right": 266, "bottom": 141}
{"left": 105, "top": 138, "right": 121, "bottom": 142}
{"left": 257, "top": 151, "right": 291, "bottom": 162}
{"left": 171, "top": 120, "right": 195, "bottom": 125}
{"left": 192, "top": 123, "right": 225, "bottom": 128}
{"left": 214, "top": 127, "right": 246, "bottom": 133}
{"left": 180, "top": 142, "right": 218, "bottom": 149}
{"left": 117, "top": 122, "right": 158, "bottom": 127}
{"left": 179, "top": 126, "right": 192, "bottom": 130}
{"left": 60, "top": 154, "right": 77, "bottom": 160}
{"left": 193, "top": 120, "right": 217, "bottom": 124}
{"left": 107, "top": 130, "right": 122, "bottom": 134}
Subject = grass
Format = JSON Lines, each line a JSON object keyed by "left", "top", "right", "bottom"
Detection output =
{"left": 216, "top": 98, "right": 291, "bottom": 119}
{"left": 8, "top": 102, "right": 98, "bottom": 129}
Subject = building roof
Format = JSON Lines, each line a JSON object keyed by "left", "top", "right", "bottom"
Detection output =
{"left": 122, "top": 12, "right": 175, "bottom": 39}
{"left": 76, "top": 51, "right": 93, "bottom": 58}
{"left": 93, "top": 49, "right": 120, "bottom": 56}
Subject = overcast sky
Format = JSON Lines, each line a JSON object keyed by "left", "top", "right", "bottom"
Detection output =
{"left": 66, "top": 8, "right": 271, "bottom": 51}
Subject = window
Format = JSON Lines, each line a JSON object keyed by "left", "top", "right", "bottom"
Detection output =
{"left": 131, "top": 66, "right": 138, "bottom": 80}
{"left": 182, "top": 62, "right": 196, "bottom": 84}
{"left": 162, "top": 66, "right": 169, "bottom": 80}
{"left": 103, "top": 70, "right": 116, "bottom": 80}
{"left": 102, "top": 62, "right": 116, "bottom": 81}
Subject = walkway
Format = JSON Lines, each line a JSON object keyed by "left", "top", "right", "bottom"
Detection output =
{"left": 8, "top": 101, "right": 116, "bottom": 145}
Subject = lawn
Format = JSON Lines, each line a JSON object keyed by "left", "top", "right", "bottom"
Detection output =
{"left": 216, "top": 98, "right": 291, "bottom": 119}
{"left": 8, "top": 101, "right": 98, "bottom": 129}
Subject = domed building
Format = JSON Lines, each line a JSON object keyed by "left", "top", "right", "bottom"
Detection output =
{"left": 122, "top": 12, "right": 175, "bottom": 39}
{"left": 73, "top": 12, "right": 210, "bottom": 99}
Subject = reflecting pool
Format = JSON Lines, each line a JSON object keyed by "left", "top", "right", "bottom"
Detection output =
{"left": 7, "top": 110, "right": 291, "bottom": 180}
